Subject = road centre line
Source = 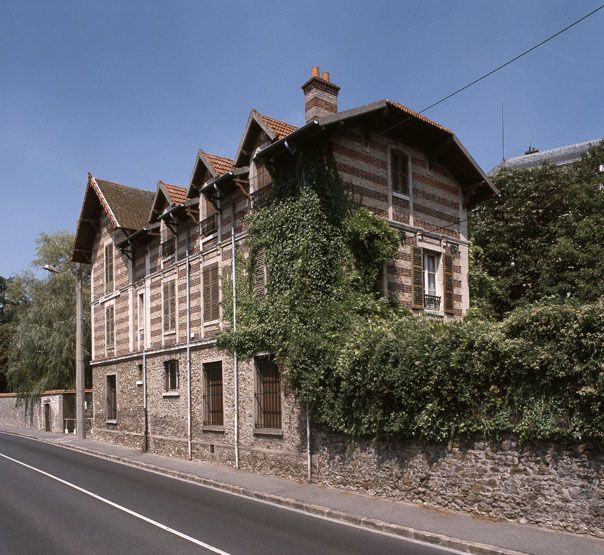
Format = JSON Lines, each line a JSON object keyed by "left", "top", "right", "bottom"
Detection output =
{"left": 0, "top": 451, "right": 230, "bottom": 555}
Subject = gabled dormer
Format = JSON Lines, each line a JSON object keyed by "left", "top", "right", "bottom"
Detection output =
{"left": 73, "top": 173, "right": 155, "bottom": 264}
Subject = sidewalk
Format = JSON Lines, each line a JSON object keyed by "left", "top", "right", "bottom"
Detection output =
{"left": 1, "top": 426, "right": 602, "bottom": 555}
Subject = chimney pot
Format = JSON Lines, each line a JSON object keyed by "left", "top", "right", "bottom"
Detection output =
{"left": 302, "top": 68, "right": 340, "bottom": 122}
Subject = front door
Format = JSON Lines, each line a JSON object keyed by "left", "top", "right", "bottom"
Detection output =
{"left": 44, "top": 403, "right": 51, "bottom": 432}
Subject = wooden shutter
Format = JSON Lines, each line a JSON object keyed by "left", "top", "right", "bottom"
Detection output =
{"left": 411, "top": 246, "right": 424, "bottom": 309}
{"left": 443, "top": 253, "right": 454, "bottom": 315}
{"left": 254, "top": 250, "right": 266, "bottom": 296}
{"left": 203, "top": 266, "right": 211, "bottom": 322}
{"left": 163, "top": 281, "right": 176, "bottom": 332}
{"left": 203, "top": 264, "right": 219, "bottom": 322}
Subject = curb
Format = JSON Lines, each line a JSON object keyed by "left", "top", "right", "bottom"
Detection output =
{"left": 1, "top": 428, "right": 524, "bottom": 555}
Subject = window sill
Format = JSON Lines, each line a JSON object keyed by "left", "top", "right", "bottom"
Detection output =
{"left": 424, "top": 310, "right": 444, "bottom": 318}
{"left": 254, "top": 428, "right": 283, "bottom": 437}
{"left": 392, "top": 191, "right": 410, "bottom": 201}
{"left": 163, "top": 330, "right": 176, "bottom": 336}
{"left": 202, "top": 425, "right": 224, "bottom": 433}
{"left": 136, "top": 380, "right": 143, "bottom": 386}
{"left": 106, "top": 419, "right": 117, "bottom": 425}
{"left": 203, "top": 320, "right": 220, "bottom": 326}
{"left": 162, "top": 391, "right": 180, "bottom": 398}
{"left": 101, "top": 290, "right": 120, "bottom": 303}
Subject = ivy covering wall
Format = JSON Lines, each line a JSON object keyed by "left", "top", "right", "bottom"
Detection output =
{"left": 219, "top": 149, "right": 604, "bottom": 443}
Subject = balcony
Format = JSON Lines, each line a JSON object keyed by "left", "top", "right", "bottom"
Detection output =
{"left": 200, "top": 214, "right": 218, "bottom": 236}
{"left": 424, "top": 293, "right": 441, "bottom": 312}
{"left": 161, "top": 237, "right": 176, "bottom": 258}
{"left": 250, "top": 184, "right": 273, "bottom": 210}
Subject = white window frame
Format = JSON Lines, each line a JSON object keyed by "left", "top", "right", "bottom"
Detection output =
{"left": 105, "top": 373, "right": 117, "bottom": 423}
{"left": 105, "top": 302, "right": 115, "bottom": 355}
{"left": 137, "top": 290, "right": 145, "bottom": 350}
{"left": 163, "top": 360, "right": 179, "bottom": 396}
{"left": 104, "top": 240, "right": 114, "bottom": 294}
{"left": 162, "top": 278, "right": 177, "bottom": 336}
{"left": 423, "top": 250, "right": 442, "bottom": 314}
{"left": 388, "top": 146, "right": 412, "bottom": 201}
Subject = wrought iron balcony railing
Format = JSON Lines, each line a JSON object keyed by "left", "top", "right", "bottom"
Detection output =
{"left": 161, "top": 237, "right": 176, "bottom": 258}
{"left": 250, "top": 183, "right": 273, "bottom": 210}
{"left": 199, "top": 214, "right": 218, "bottom": 236}
{"left": 424, "top": 293, "right": 441, "bottom": 312}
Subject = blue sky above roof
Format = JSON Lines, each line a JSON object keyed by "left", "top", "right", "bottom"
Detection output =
{"left": 1, "top": 0, "right": 603, "bottom": 276}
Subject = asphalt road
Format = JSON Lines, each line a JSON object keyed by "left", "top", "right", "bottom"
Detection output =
{"left": 0, "top": 432, "right": 459, "bottom": 554}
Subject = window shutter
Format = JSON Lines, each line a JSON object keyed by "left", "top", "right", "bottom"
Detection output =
{"left": 391, "top": 151, "right": 401, "bottom": 193}
{"left": 412, "top": 246, "right": 424, "bottom": 309}
{"left": 443, "top": 253, "right": 454, "bottom": 315}
{"left": 163, "top": 283, "right": 169, "bottom": 331}
{"left": 254, "top": 250, "right": 266, "bottom": 296}
{"left": 203, "top": 266, "right": 211, "bottom": 322}
{"left": 169, "top": 281, "right": 176, "bottom": 330}
{"left": 211, "top": 265, "right": 220, "bottom": 321}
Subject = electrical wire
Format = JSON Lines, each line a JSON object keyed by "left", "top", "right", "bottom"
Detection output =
{"left": 377, "top": 3, "right": 604, "bottom": 139}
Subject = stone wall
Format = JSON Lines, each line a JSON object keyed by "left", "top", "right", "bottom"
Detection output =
{"left": 312, "top": 434, "right": 604, "bottom": 538}
{"left": 0, "top": 391, "right": 93, "bottom": 434}
{"left": 0, "top": 394, "right": 39, "bottom": 428}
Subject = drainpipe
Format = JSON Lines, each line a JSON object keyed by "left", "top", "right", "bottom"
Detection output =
{"left": 185, "top": 225, "right": 192, "bottom": 460}
{"left": 142, "top": 348, "right": 148, "bottom": 452}
{"left": 306, "top": 406, "right": 312, "bottom": 482}
{"left": 231, "top": 222, "right": 239, "bottom": 470}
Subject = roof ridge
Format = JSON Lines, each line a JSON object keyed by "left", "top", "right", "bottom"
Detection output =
{"left": 384, "top": 100, "right": 452, "bottom": 134}
{"left": 505, "top": 138, "right": 604, "bottom": 162}
{"left": 94, "top": 176, "right": 154, "bottom": 194}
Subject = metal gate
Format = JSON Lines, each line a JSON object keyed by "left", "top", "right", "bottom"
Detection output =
{"left": 44, "top": 403, "right": 51, "bottom": 432}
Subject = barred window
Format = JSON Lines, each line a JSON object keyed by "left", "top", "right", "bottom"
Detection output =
{"left": 105, "top": 304, "right": 115, "bottom": 351}
{"left": 390, "top": 150, "right": 410, "bottom": 196}
{"left": 203, "top": 362, "right": 223, "bottom": 427}
{"left": 104, "top": 243, "right": 114, "bottom": 294}
{"left": 106, "top": 375, "right": 117, "bottom": 421}
{"left": 164, "top": 360, "right": 179, "bottom": 391}
{"left": 254, "top": 356, "right": 281, "bottom": 430}
{"left": 163, "top": 280, "right": 176, "bottom": 333}
{"left": 203, "top": 264, "right": 220, "bottom": 322}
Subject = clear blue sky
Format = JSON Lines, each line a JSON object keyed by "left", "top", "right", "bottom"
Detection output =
{"left": 1, "top": 0, "right": 603, "bottom": 276}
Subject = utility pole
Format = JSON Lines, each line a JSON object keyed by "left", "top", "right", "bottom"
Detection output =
{"left": 75, "top": 263, "right": 86, "bottom": 440}
{"left": 44, "top": 263, "right": 86, "bottom": 439}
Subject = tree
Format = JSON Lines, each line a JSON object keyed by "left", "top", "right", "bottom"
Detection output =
{"left": 470, "top": 142, "right": 604, "bottom": 316}
{"left": 6, "top": 231, "right": 91, "bottom": 397}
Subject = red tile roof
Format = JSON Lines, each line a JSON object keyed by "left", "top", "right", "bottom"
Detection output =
{"left": 93, "top": 178, "right": 156, "bottom": 230}
{"left": 257, "top": 112, "right": 298, "bottom": 139}
{"left": 202, "top": 151, "right": 234, "bottom": 176}
{"left": 386, "top": 100, "right": 452, "bottom": 134}
{"left": 160, "top": 181, "right": 187, "bottom": 205}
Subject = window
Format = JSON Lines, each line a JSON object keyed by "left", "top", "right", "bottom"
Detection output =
{"left": 106, "top": 375, "right": 117, "bottom": 421}
{"left": 203, "top": 264, "right": 220, "bottom": 322}
{"left": 160, "top": 220, "right": 176, "bottom": 260}
{"left": 163, "top": 280, "right": 176, "bottom": 333}
{"left": 423, "top": 251, "right": 441, "bottom": 311}
{"left": 105, "top": 304, "right": 115, "bottom": 351}
{"left": 164, "top": 360, "right": 179, "bottom": 391}
{"left": 254, "top": 356, "right": 281, "bottom": 430}
{"left": 104, "top": 243, "right": 114, "bottom": 294}
{"left": 253, "top": 249, "right": 268, "bottom": 296}
{"left": 390, "top": 150, "right": 410, "bottom": 196}
{"left": 203, "top": 362, "right": 223, "bottom": 427}
{"left": 137, "top": 292, "right": 145, "bottom": 348}
{"left": 411, "top": 246, "right": 454, "bottom": 315}
{"left": 249, "top": 147, "right": 272, "bottom": 194}
{"left": 136, "top": 364, "right": 143, "bottom": 385}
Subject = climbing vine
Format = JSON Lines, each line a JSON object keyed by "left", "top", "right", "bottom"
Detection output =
{"left": 219, "top": 149, "right": 604, "bottom": 443}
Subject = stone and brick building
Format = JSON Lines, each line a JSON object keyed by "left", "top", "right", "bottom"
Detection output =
{"left": 72, "top": 67, "right": 496, "bottom": 474}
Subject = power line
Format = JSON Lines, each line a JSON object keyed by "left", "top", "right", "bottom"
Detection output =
{"left": 378, "top": 3, "right": 604, "bottom": 139}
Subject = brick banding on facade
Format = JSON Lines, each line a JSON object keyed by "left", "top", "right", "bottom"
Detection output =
{"left": 72, "top": 67, "right": 498, "bottom": 513}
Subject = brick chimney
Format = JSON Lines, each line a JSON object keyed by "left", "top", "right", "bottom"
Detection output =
{"left": 301, "top": 66, "right": 340, "bottom": 122}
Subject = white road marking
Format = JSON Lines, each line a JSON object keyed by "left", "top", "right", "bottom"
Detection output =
{"left": 0, "top": 451, "right": 230, "bottom": 555}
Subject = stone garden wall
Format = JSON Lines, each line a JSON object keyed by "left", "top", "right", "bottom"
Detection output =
{"left": 312, "top": 434, "right": 604, "bottom": 538}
